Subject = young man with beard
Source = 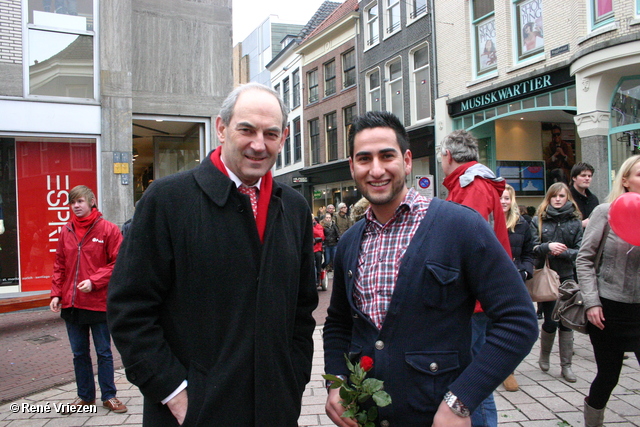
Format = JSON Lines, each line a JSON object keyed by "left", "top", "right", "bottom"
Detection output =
{"left": 323, "top": 111, "right": 537, "bottom": 427}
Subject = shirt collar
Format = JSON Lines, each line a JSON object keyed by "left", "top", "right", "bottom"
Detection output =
{"left": 365, "top": 187, "right": 423, "bottom": 226}
{"left": 221, "top": 157, "right": 262, "bottom": 189}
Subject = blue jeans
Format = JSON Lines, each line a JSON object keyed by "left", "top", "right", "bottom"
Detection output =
{"left": 323, "top": 245, "right": 337, "bottom": 269}
{"left": 65, "top": 321, "right": 116, "bottom": 402}
{"left": 471, "top": 312, "right": 498, "bottom": 427}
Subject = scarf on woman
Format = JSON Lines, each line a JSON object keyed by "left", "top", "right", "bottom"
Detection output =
{"left": 210, "top": 146, "right": 272, "bottom": 243}
{"left": 544, "top": 201, "right": 577, "bottom": 221}
{"left": 72, "top": 207, "right": 101, "bottom": 241}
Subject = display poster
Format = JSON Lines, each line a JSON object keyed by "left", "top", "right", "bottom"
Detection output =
{"left": 16, "top": 140, "right": 96, "bottom": 292}
{"left": 496, "top": 160, "right": 545, "bottom": 196}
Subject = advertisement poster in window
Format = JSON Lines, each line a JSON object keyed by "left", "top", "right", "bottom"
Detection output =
{"left": 477, "top": 18, "right": 497, "bottom": 74}
{"left": 0, "top": 139, "right": 18, "bottom": 287}
{"left": 16, "top": 140, "right": 97, "bottom": 292}
{"left": 518, "top": 0, "right": 543, "bottom": 59}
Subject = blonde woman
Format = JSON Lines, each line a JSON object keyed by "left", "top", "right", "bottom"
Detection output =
{"left": 577, "top": 155, "right": 640, "bottom": 426}
{"left": 530, "top": 182, "right": 583, "bottom": 382}
{"left": 499, "top": 184, "right": 535, "bottom": 391}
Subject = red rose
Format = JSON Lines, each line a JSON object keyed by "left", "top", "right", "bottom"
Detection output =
{"left": 360, "top": 356, "right": 374, "bottom": 372}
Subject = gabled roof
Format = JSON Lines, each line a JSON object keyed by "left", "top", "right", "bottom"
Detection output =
{"left": 300, "top": 0, "right": 358, "bottom": 43}
{"left": 298, "top": 1, "right": 342, "bottom": 40}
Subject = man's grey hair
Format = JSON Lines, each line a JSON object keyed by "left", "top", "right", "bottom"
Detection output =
{"left": 337, "top": 203, "right": 347, "bottom": 209}
{"left": 218, "top": 82, "right": 289, "bottom": 131}
{"left": 439, "top": 130, "right": 479, "bottom": 163}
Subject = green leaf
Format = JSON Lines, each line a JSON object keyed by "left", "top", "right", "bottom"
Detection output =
{"left": 322, "top": 374, "right": 345, "bottom": 388}
{"left": 367, "top": 406, "right": 378, "bottom": 421}
{"left": 355, "top": 411, "right": 367, "bottom": 424}
{"left": 362, "top": 378, "right": 384, "bottom": 394}
{"left": 365, "top": 422, "right": 375, "bottom": 427}
{"left": 344, "top": 354, "right": 355, "bottom": 372}
{"left": 342, "top": 408, "right": 356, "bottom": 419}
{"left": 372, "top": 390, "right": 392, "bottom": 407}
{"left": 339, "top": 386, "right": 352, "bottom": 401}
{"left": 358, "top": 393, "right": 371, "bottom": 403}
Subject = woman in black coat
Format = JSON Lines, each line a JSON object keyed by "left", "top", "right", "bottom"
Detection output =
{"left": 321, "top": 213, "right": 340, "bottom": 271}
{"left": 499, "top": 184, "right": 535, "bottom": 392}
{"left": 530, "top": 182, "right": 583, "bottom": 383}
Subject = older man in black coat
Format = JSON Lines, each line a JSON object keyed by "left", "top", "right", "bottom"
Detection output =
{"left": 108, "top": 83, "right": 318, "bottom": 426}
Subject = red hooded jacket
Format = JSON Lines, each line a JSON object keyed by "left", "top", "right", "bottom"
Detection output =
{"left": 51, "top": 213, "right": 122, "bottom": 312}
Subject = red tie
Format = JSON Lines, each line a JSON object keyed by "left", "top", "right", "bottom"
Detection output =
{"left": 238, "top": 184, "right": 258, "bottom": 218}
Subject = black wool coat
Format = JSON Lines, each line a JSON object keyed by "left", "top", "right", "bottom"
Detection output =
{"left": 108, "top": 154, "right": 318, "bottom": 426}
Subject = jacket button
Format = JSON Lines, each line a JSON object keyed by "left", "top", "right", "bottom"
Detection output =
{"left": 375, "top": 340, "right": 384, "bottom": 350}
{"left": 348, "top": 270, "right": 353, "bottom": 278}
{"left": 430, "top": 362, "right": 438, "bottom": 372}
{"left": 381, "top": 420, "right": 389, "bottom": 427}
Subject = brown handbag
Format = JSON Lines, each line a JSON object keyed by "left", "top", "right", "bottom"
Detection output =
{"left": 526, "top": 257, "right": 560, "bottom": 302}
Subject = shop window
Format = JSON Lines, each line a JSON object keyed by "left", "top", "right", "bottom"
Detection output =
{"left": 343, "top": 50, "right": 356, "bottom": 88}
{"left": 308, "top": 70, "right": 318, "bottom": 104}
{"left": 292, "top": 69, "right": 300, "bottom": 109}
{"left": 326, "top": 112, "right": 338, "bottom": 162}
{"left": 366, "top": 68, "right": 382, "bottom": 111}
{"left": 293, "top": 118, "right": 301, "bottom": 163}
{"left": 26, "top": 0, "right": 96, "bottom": 99}
{"left": 610, "top": 77, "right": 640, "bottom": 173}
{"left": 309, "top": 119, "right": 320, "bottom": 164}
{"left": 386, "top": 59, "right": 403, "bottom": 121}
{"left": 590, "top": 0, "right": 614, "bottom": 29}
{"left": 472, "top": 0, "right": 497, "bottom": 77}
{"left": 411, "top": 44, "right": 431, "bottom": 123}
{"left": 282, "top": 77, "right": 290, "bottom": 111}
{"left": 324, "top": 60, "right": 336, "bottom": 97}
{"left": 365, "top": 2, "right": 380, "bottom": 48}
{"left": 514, "top": 0, "right": 543, "bottom": 61}
{"left": 384, "top": 0, "right": 401, "bottom": 37}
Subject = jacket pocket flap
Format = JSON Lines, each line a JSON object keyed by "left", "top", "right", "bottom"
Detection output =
{"left": 426, "top": 262, "right": 460, "bottom": 286}
{"left": 405, "top": 351, "right": 459, "bottom": 375}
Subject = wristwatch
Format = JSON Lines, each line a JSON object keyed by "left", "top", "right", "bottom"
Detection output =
{"left": 444, "top": 391, "right": 470, "bottom": 417}
{"left": 325, "top": 375, "right": 347, "bottom": 391}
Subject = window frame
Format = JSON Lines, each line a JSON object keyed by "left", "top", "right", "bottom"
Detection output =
{"left": 471, "top": 0, "right": 497, "bottom": 78}
{"left": 293, "top": 117, "right": 302, "bottom": 163}
{"left": 343, "top": 104, "right": 356, "bottom": 156}
{"left": 386, "top": 58, "right": 404, "bottom": 121}
{"left": 282, "top": 77, "right": 290, "bottom": 111}
{"left": 513, "top": 0, "right": 544, "bottom": 62}
{"left": 384, "top": 0, "right": 401, "bottom": 38}
{"left": 342, "top": 49, "right": 356, "bottom": 89}
{"left": 410, "top": 43, "right": 431, "bottom": 124}
{"left": 589, "top": 0, "right": 614, "bottom": 30}
{"left": 23, "top": 0, "right": 99, "bottom": 101}
{"left": 326, "top": 112, "right": 338, "bottom": 162}
{"left": 292, "top": 69, "right": 300, "bottom": 109}
{"left": 407, "top": 0, "right": 427, "bottom": 25}
{"left": 309, "top": 118, "right": 320, "bottom": 165}
{"left": 308, "top": 69, "right": 318, "bottom": 104}
{"left": 284, "top": 124, "right": 291, "bottom": 166}
{"left": 365, "top": 1, "right": 380, "bottom": 49}
{"left": 324, "top": 60, "right": 336, "bottom": 97}
{"left": 366, "top": 68, "right": 382, "bottom": 112}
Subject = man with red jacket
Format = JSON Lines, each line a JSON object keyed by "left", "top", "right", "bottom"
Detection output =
{"left": 50, "top": 185, "right": 126, "bottom": 415}
{"left": 440, "top": 130, "right": 513, "bottom": 427}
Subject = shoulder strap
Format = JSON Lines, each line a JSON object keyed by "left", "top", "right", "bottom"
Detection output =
{"left": 594, "top": 221, "right": 610, "bottom": 274}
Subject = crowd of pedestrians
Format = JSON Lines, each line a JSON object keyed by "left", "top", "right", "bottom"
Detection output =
{"left": 37, "top": 83, "right": 638, "bottom": 427}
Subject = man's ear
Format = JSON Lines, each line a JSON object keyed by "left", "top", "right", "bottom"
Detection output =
{"left": 215, "top": 116, "right": 226, "bottom": 143}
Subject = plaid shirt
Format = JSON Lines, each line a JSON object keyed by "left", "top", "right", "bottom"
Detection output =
{"left": 353, "top": 188, "right": 431, "bottom": 329}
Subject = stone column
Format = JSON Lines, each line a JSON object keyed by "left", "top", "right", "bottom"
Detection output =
{"left": 100, "top": 0, "right": 133, "bottom": 225}
{"left": 574, "top": 111, "right": 610, "bottom": 202}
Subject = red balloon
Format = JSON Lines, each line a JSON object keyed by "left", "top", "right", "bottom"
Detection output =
{"left": 609, "top": 192, "right": 640, "bottom": 246}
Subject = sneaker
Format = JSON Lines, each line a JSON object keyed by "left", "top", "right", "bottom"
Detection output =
{"left": 103, "top": 397, "right": 128, "bottom": 413}
{"left": 60, "top": 397, "right": 95, "bottom": 415}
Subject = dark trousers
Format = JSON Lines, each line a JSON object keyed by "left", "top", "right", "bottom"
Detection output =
{"left": 65, "top": 321, "right": 117, "bottom": 402}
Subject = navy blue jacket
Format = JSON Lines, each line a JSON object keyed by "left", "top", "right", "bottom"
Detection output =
{"left": 324, "top": 198, "right": 538, "bottom": 426}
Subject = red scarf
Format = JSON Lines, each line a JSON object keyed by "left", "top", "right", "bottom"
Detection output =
{"left": 210, "top": 146, "right": 272, "bottom": 243}
{"left": 72, "top": 207, "right": 100, "bottom": 241}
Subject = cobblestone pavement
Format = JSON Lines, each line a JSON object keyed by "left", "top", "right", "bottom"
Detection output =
{"left": 1, "top": 314, "right": 640, "bottom": 425}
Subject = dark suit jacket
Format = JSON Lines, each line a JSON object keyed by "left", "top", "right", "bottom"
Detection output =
{"left": 108, "top": 154, "right": 318, "bottom": 426}
{"left": 324, "top": 198, "right": 538, "bottom": 426}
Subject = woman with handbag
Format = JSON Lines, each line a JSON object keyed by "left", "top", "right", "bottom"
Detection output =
{"left": 576, "top": 155, "right": 640, "bottom": 427}
{"left": 500, "top": 184, "right": 535, "bottom": 392}
{"left": 530, "top": 182, "right": 583, "bottom": 382}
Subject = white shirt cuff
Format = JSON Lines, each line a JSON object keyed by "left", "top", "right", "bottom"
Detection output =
{"left": 162, "top": 380, "right": 188, "bottom": 405}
